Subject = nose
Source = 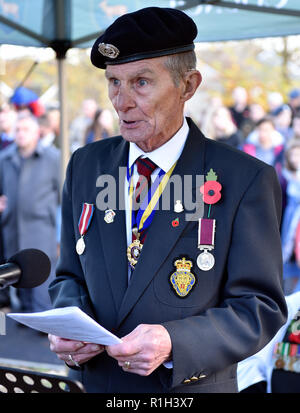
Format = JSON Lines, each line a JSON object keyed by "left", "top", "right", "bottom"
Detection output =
{"left": 115, "top": 85, "right": 136, "bottom": 113}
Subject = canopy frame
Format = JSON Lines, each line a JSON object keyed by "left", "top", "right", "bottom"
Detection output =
{"left": 177, "top": 0, "right": 300, "bottom": 17}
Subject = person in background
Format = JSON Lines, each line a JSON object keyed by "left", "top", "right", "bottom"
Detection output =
{"left": 38, "top": 112, "right": 57, "bottom": 147}
{"left": 288, "top": 89, "right": 300, "bottom": 124}
{"left": 239, "top": 102, "right": 266, "bottom": 141}
{"left": 205, "top": 105, "right": 242, "bottom": 148}
{"left": 0, "top": 105, "right": 17, "bottom": 310}
{"left": 228, "top": 86, "right": 250, "bottom": 129}
{"left": 0, "top": 107, "right": 17, "bottom": 150}
{"left": 267, "top": 91, "right": 284, "bottom": 115}
{"left": 0, "top": 114, "right": 60, "bottom": 313}
{"left": 291, "top": 112, "right": 300, "bottom": 140}
{"left": 271, "top": 104, "right": 293, "bottom": 142}
{"left": 84, "top": 108, "right": 109, "bottom": 145}
{"left": 241, "top": 117, "right": 284, "bottom": 167}
{"left": 280, "top": 140, "right": 300, "bottom": 295}
{"left": 69, "top": 99, "right": 98, "bottom": 153}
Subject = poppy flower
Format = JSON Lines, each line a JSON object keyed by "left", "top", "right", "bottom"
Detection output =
{"left": 200, "top": 181, "right": 222, "bottom": 205}
{"left": 289, "top": 332, "right": 300, "bottom": 344}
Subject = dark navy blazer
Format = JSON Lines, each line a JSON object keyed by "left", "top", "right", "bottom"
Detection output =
{"left": 49, "top": 118, "right": 287, "bottom": 393}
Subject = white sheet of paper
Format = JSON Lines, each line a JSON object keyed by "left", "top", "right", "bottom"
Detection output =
{"left": 7, "top": 306, "right": 122, "bottom": 345}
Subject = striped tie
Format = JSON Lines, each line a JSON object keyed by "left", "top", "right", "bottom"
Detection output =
{"left": 132, "top": 157, "right": 157, "bottom": 242}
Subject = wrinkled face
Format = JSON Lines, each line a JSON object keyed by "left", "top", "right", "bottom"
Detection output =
{"left": 105, "top": 57, "right": 185, "bottom": 151}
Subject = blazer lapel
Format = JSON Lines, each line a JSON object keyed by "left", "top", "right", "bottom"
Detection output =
{"left": 96, "top": 138, "right": 129, "bottom": 314}
{"left": 117, "top": 119, "right": 206, "bottom": 327}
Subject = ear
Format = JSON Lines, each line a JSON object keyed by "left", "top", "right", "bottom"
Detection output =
{"left": 181, "top": 70, "right": 202, "bottom": 102}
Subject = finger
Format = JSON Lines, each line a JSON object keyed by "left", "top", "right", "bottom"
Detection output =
{"left": 48, "top": 335, "right": 85, "bottom": 353}
{"left": 106, "top": 341, "right": 140, "bottom": 359}
{"left": 61, "top": 349, "right": 103, "bottom": 366}
{"left": 68, "top": 343, "right": 104, "bottom": 355}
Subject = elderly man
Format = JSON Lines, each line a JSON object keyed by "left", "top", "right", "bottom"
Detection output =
{"left": 48, "top": 7, "right": 287, "bottom": 393}
{"left": 0, "top": 114, "right": 60, "bottom": 312}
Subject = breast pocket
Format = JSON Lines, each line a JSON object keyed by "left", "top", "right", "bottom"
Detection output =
{"left": 153, "top": 236, "right": 217, "bottom": 309}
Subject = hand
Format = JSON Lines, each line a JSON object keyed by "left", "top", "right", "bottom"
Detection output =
{"left": 106, "top": 324, "right": 172, "bottom": 376}
{"left": 48, "top": 334, "right": 104, "bottom": 367}
{"left": 0, "top": 195, "right": 7, "bottom": 213}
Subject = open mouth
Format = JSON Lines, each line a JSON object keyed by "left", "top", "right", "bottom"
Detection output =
{"left": 121, "top": 120, "right": 141, "bottom": 128}
{"left": 123, "top": 120, "right": 137, "bottom": 124}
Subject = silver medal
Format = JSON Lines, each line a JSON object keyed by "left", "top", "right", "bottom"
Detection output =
{"left": 76, "top": 237, "right": 85, "bottom": 255}
{"left": 197, "top": 250, "right": 215, "bottom": 271}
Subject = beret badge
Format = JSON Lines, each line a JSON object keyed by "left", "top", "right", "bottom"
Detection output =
{"left": 98, "top": 43, "right": 120, "bottom": 59}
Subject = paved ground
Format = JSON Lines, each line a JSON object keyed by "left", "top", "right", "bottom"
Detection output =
{"left": 0, "top": 314, "right": 65, "bottom": 375}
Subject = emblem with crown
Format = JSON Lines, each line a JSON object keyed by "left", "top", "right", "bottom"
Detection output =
{"left": 170, "top": 257, "right": 196, "bottom": 298}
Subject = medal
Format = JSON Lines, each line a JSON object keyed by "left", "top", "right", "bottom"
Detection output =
{"left": 170, "top": 257, "right": 196, "bottom": 298}
{"left": 197, "top": 218, "right": 216, "bottom": 271}
{"left": 76, "top": 237, "right": 86, "bottom": 255}
{"left": 76, "top": 203, "right": 95, "bottom": 255}
{"left": 127, "top": 229, "right": 143, "bottom": 269}
{"left": 197, "top": 250, "right": 215, "bottom": 271}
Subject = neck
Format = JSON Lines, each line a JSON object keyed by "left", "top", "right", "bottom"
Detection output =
{"left": 18, "top": 145, "right": 37, "bottom": 158}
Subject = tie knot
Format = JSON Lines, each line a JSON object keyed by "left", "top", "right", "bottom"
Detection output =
{"left": 136, "top": 157, "right": 157, "bottom": 180}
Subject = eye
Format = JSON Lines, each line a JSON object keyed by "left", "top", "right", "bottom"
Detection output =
{"left": 137, "top": 79, "right": 148, "bottom": 87}
{"left": 110, "top": 78, "right": 120, "bottom": 86}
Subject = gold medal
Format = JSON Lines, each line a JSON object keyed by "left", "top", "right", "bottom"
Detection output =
{"left": 76, "top": 236, "right": 85, "bottom": 255}
{"left": 170, "top": 257, "right": 196, "bottom": 298}
{"left": 127, "top": 239, "right": 143, "bottom": 269}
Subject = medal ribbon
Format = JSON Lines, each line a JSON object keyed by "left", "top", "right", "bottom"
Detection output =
{"left": 274, "top": 342, "right": 300, "bottom": 357}
{"left": 127, "top": 161, "right": 177, "bottom": 234}
{"left": 78, "top": 203, "right": 95, "bottom": 237}
{"left": 198, "top": 218, "right": 216, "bottom": 248}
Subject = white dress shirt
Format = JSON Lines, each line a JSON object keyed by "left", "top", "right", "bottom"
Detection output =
{"left": 124, "top": 117, "right": 189, "bottom": 250}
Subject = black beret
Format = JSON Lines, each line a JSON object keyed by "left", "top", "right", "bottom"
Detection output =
{"left": 90, "top": 7, "right": 197, "bottom": 69}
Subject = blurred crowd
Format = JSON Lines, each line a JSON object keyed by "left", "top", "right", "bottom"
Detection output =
{"left": 0, "top": 85, "right": 299, "bottom": 314}
{"left": 0, "top": 91, "right": 116, "bottom": 315}
{"left": 199, "top": 86, "right": 300, "bottom": 296}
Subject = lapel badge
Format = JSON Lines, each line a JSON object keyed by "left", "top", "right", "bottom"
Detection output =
{"left": 170, "top": 257, "right": 196, "bottom": 298}
{"left": 174, "top": 200, "right": 184, "bottom": 213}
{"left": 104, "top": 208, "right": 116, "bottom": 224}
{"left": 172, "top": 217, "right": 180, "bottom": 228}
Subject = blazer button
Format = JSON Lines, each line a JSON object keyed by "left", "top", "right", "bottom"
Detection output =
{"left": 190, "top": 376, "right": 199, "bottom": 382}
{"left": 198, "top": 374, "right": 207, "bottom": 379}
{"left": 183, "top": 379, "right": 191, "bottom": 384}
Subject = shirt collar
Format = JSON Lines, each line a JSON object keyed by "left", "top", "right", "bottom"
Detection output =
{"left": 128, "top": 117, "right": 189, "bottom": 173}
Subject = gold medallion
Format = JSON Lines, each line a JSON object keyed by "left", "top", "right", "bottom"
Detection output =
{"left": 170, "top": 258, "right": 196, "bottom": 298}
{"left": 127, "top": 239, "right": 143, "bottom": 269}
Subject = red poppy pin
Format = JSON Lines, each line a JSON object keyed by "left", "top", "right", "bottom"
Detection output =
{"left": 200, "top": 169, "right": 222, "bottom": 216}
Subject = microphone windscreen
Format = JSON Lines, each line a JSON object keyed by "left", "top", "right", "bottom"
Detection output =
{"left": 8, "top": 249, "right": 51, "bottom": 288}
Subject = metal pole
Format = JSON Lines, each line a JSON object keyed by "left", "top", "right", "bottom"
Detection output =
{"left": 57, "top": 56, "right": 69, "bottom": 190}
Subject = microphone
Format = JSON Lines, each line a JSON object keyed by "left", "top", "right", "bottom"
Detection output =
{"left": 0, "top": 249, "right": 51, "bottom": 289}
